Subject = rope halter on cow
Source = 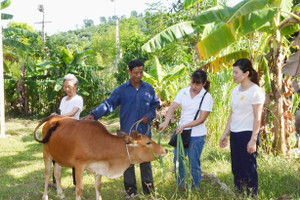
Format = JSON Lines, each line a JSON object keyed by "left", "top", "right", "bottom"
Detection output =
{"left": 129, "top": 119, "right": 150, "bottom": 136}
{"left": 126, "top": 144, "right": 133, "bottom": 164}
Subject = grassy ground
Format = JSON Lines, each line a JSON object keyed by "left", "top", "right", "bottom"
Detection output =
{"left": 0, "top": 117, "right": 299, "bottom": 200}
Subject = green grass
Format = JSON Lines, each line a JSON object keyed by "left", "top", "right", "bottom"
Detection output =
{"left": 0, "top": 117, "right": 299, "bottom": 200}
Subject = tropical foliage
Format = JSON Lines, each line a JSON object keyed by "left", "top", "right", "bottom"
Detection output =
{"left": 142, "top": 0, "right": 300, "bottom": 154}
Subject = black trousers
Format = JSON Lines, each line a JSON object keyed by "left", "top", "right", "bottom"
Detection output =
{"left": 230, "top": 131, "right": 259, "bottom": 195}
{"left": 123, "top": 162, "right": 154, "bottom": 195}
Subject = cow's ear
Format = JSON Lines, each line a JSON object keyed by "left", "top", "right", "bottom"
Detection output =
{"left": 116, "top": 130, "right": 127, "bottom": 137}
{"left": 124, "top": 134, "right": 134, "bottom": 144}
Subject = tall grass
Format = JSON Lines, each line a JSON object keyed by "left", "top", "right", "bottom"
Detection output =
{"left": 207, "top": 68, "right": 236, "bottom": 146}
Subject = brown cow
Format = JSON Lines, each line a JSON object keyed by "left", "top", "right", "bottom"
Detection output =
{"left": 34, "top": 115, "right": 167, "bottom": 200}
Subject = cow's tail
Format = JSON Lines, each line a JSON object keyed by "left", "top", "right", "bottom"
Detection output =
{"left": 34, "top": 115, "right": 59, "bottom": 144}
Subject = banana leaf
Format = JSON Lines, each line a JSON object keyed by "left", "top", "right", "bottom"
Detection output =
{"left": 76, "top": 75, "right": 90, "bottom": 87}
{"left": 292, "top": 3, "right": 300, "bottom": 12}
{"left": 70, "top": 49, "right": 93, "bottom": 66}
{"left": 194, "top": 0, "right": 267, "bottom": 25}
{"left": 142, "top": 72, "right": 157, "bottom": 86}
{"left": 283, "top": 50, "right": 300, "bottom": 77}
{"left": 9, "top": 62, "right": 20, "bottom": 80}
{"left": 142, "top": 0, "right": 268, "bottom": 53}
{"left": 195, "top": 8, "right": 277, "bottom": 60}
{"left": 268, "top": 0, "right": 292, "bottom": 13}
{"left": 150, "top": 56, "right": 165, "bottom": 83}
{"left": 61, "top": 48, "right": 74, "bottom": 65}
{"left": 281, "top": 24, "right": 299, "bottom": 36}
{"left": 3, "top": 27, "right": 40, "bottom": 38}
{"left": 3, "top": 38, "right": 33, "bottom": 52}
{"left": 162, "top": 65, "right": 187, "bottom": 82}
{"left": 203, "top": 51, "right": 249, "bottom": 73}
{"left": 261, "top": 57, "right": 272, "bottom": 93}
{"left": 1, "top": 0, "right": 11, "bottom": 9}
{"left": 1, "top": 13, "right": 13, "bottom": 19}
{"left": 142, "top": 21, "right": 197, "bottom": 52}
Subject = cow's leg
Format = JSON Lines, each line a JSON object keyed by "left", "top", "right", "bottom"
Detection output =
{"left": 95, "top": 175, "right": 102, "bottom": 200}
{"left": 54, "top": 163, "right": 65, "bottom": 199}
{"left": 42, "top": 151, "right": 51, "bottom": 200}
{"left": 75, "top": 165, "right": 84, "bottom": 200}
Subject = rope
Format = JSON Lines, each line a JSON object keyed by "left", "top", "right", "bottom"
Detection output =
{"left": 129, "top": 119, "right": 151, "bottom": 136}
{"left": 126, "top": 144, "right": 133, "bottom": 164}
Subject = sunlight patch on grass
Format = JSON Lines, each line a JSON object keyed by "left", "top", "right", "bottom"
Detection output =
{"left": 7, "top": 161, "right": 44, "bottom": 178}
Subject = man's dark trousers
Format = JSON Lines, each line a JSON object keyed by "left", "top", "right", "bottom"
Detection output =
{"left": 124, "top": 162, "right": 154, "bottom": 195}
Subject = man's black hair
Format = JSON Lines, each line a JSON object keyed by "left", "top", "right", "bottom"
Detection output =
{"left": 128, "top": 59, "right": 144, "bottom": 71}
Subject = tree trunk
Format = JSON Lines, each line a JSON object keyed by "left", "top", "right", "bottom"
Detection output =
{"left": 259, "top": 93, "right": 271, "bottom": 153}
{"left": 269, "top": 43, "right": 286, "bottom": 155}
{"left": 13, "top": 64, "right": 29, "bottom": 116}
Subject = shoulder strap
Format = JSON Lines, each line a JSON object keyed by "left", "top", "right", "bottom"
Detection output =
{"left": 193, "top": 91, "right": 208, "bottom": 120}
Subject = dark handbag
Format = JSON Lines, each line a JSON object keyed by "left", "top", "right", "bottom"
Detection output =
{"left": 168, "top": 129, "right": 191, "bottom": 148}
{"left": 168, "top": 91, "right": 208, "bottom": 148}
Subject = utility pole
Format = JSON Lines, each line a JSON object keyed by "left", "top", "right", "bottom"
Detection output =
{"left": 35, "top": 4, "right": 51, "bottom": 43}
{"left": 0, "top": 8, "right": 7, "bottom": 138}
{"left": 111, "top": 0, "right": 122, "bottom": 69}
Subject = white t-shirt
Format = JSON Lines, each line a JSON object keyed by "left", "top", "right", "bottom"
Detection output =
{"left": 230, "top": 84, "right": 265, "bottom": 132}
{"left": 59, "top": 95, "right": 83, "bottom": 120}
{"left": 174, "top": 87, "right": 213, "bottom": 137}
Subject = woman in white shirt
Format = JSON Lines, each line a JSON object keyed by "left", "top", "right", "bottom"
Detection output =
{"left": 159, "top": 69, "right": 213, "bottom": 190}
{"left": 219, "top": 58, "right": 265, "bottom": 196}
{"left": 52, "top": 74, "right": 83, "bottom": 188}
{"left": 59, "top": 74, "right": 83, "bottom": 120}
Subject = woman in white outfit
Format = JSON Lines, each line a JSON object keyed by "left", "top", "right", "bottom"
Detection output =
{"left": 219, "top": 58, "right": 265, "bottom": 196}
{"left": 52, "top": 74, "right": 83, "bottom": 188}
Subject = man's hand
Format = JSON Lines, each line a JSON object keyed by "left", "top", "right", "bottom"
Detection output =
{"left": 140, "top": 116, "right": 149, "bottom": 124}
{"left": 82, "top": 114, "right": 95, "bottom": 121}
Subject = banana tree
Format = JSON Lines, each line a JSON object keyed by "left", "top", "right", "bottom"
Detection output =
{"left": 2, "top": 0, "right": 43, "bottom": 115}
{"left": 142, "top": 56, "right": 188, "bottom": 130}
{"left": 36, "top": 47, "right": 104, "bottom": 114}
{"left": 142, "top": 0, "right": 300, "bottom": 154}
{"left": 142, "top": 56, "right": 187, "bottom": 105}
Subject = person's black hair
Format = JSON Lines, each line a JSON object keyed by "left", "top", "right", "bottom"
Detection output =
{"left": 233, "top": 58, "right": 259, "bottom": 85}
{"left": 191, "top": 69, "right": 210, "bottom": 92}
{"left": 128, "top": 59, "right": 144, "bottom": 71}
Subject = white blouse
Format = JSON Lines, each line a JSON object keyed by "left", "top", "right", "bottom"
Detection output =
{"left": 59, "top": 95, "right": 83, "bottom": 120}
{"left": 230, "top": 84, "right": 265, "bottom": 132}
{"left": 174, "top": 87, "right": 213, "bottom": 137}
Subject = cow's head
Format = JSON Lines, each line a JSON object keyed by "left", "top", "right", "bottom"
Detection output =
{"left": 117, "top": 130, "right": 167, "bottom": 164}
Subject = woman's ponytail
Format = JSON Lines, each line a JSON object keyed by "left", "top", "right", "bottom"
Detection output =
{"left": 204, "top": 81, "right": 210, "bottom": 92}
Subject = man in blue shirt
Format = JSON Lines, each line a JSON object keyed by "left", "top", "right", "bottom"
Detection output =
{"left": 84, "top": 59, "right": 160, "bottom": 198}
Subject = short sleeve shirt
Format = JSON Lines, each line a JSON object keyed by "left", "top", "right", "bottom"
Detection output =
{"left": 59, "top": 95, "right": 83, "bottom": 120}
{"left": 174, "top": 87, "right": 213, "bottom": 137}
{"left": 230, "top": 84, "right": 265, "bottom": 132}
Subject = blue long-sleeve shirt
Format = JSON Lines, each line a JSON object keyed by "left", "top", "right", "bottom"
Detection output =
{"left": 90, "top": 80, "right": 160, "bottom": 137}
